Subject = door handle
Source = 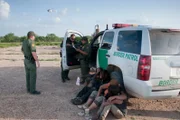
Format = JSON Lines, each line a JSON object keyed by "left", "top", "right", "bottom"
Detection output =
{"left": 106, "top": 54, "right": 110, "bottom": 57}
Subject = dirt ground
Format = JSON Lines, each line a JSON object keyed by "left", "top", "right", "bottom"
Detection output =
{"left": 0, "top": 46, "right": 180, "bottom": 120}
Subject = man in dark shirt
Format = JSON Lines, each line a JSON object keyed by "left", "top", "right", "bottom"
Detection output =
{"left": 60, "top": 34, "right": 77, "bottom": 83}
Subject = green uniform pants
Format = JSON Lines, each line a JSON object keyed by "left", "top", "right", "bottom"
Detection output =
{"left": 24, "top": 59, "right": 36, "bottom": 93}
{"left": 80, "top": 60, "right": 90, "bottom": 81}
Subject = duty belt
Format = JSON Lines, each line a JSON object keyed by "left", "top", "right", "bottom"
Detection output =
{"left": 25, "top": 56, "right": 35, "bottom": 61}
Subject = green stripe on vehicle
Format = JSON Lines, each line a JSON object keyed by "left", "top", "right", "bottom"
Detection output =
{"left": 98, "top": 49, "right": 108, "bottom": 69}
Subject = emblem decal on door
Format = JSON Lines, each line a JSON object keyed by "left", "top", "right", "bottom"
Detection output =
{"left": 113, "top": 51, "right": 138, "bottom": 62}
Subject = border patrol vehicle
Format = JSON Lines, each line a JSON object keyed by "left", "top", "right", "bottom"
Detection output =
{"left": 61, "top": 23, "right": 180, "bottom": 99}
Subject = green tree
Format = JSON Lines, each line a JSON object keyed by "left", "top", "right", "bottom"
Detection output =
{"left": 0, "top": 36, "right": 4, "bottom": 42}
{"left": 19, "top": 36, "right": 27, "bottom": 42}
{"left": 75, "top": 36, "right": 81, "bottom": 42}
{"left": 14, "top": 36, "right": 20, "bottom": 42}
{"left": 0, "top": 32, "right": 92, "bottom": 44}
{"left": 46, "top": 33, "right": 60, "bottom": 42}
{"left": 4, "top": 33, "right": 16, "bottom": 42}
{"left": 75, "top": 36, "right": 93, "bottom": 43}
{"left": 36, "top": 36, "right": 46, "bottom": 42}
{"left": 59, "top": 37, "right": 63, "bottom": 42}
{"left": 87, "top": 35, "right": 92, "bottom": 40}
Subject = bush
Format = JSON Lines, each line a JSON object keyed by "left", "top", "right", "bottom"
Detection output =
{"left": 0, "top": 42, "right": 60, "bottom": 48}
{"left": 0, "top": 33, "right": 63, "bottom": 43}
{"left": 0, "top": 33, "right": 92, "bottom": 48}
{"left": 0, "top": 43, "right": 21, "bottom": 48}
{"left": 35, "top": 42, "right": 60, "bottom": 46}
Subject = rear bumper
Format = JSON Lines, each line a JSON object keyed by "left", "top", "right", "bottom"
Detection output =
{"left": 127, "top": 88, "right": 180, "bottom": 99}
{"left": 152, "top": 84, "right": 180, "bottom": 92}
{"left": 124, "top": 76, "right": 180, "bottom": 99}
{"left": 148, "top": 89, "right": 180, "bottom": 99}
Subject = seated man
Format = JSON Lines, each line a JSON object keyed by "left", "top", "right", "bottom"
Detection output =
{"left": 95, "top": 84, "right": 127, "bottom": 120}
{"left": 78, "top": 79, "right": 120, "bottom": 119}
{"left": 72, "top": 68, "right": 110, "bottom": 105}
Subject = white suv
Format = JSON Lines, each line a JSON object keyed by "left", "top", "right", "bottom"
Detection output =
{"left": 61, "top": 24, "right": 180, "bottom": 99}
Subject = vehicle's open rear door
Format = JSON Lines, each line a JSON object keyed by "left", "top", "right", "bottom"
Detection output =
{"left": 61, "top": 29, "right": 83, "bottom": 71}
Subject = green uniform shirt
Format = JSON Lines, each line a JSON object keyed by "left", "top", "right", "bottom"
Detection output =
{"left": 78, "top": 43, "right": 90, "bottom": 60}
{"left": 22, "top": 39, "right": 36, "bottom": 61}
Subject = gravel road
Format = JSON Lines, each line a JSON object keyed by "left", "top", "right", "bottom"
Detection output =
{"left": 0, "top": 46, "right": 179, "bottom": 120}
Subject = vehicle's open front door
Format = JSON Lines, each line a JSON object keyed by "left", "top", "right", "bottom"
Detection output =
{"left": 61, "top": 29, "right": 83, "bottom": 71}
{"left": 89, "top": 31, "right": 104, "bottom": 68}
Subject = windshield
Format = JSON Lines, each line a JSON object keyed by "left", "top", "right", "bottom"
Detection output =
{"left": 150, "top": 30, "right": 180, "bottom": 55}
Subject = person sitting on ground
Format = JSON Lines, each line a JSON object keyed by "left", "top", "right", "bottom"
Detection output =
{"left": 72, "top": 69, "right": 110, "bottom": 105}
{"left": 92, "top": 84, "right": 127, "bottom": 120}
{"left": 71, "top": 68, "right": 102, "bottom": 105}
{"left": 83, "top": 67, "right": 102, "bottom": 86}
{"left": 78, "top": 79, "right": 119, "bottom": 118}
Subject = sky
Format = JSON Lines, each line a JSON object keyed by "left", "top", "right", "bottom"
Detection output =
{"left": 0, "top": 0, "right": 180, "bottom": 37}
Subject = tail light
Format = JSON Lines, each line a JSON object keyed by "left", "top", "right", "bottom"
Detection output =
{"left": 137, "top": 55, "right": 151, "bottom": 81}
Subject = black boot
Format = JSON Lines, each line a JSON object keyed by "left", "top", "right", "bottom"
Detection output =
{"left": 66, "top": 77, "right": 70, "bottom": 80}
{"left": 80, "top": 80, "right": 85, "bottom": 84}
{"left": 30, "top": 91, "right": 41, "bottom": 95}
{"left": 62, "top": 77, "right": 66, "bottom": 83}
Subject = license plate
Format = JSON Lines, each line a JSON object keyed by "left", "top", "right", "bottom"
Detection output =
{"left": 171, "top": 68, "right": 180, "bottom": 78}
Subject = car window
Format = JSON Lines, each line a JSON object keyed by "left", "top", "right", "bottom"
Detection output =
{"left": 101, "top": 31, "right": 114, "bottom": 50}
{"left": 117, "top": 30, "right": 142, "bottom": 54}
{"left": 150, "top": 30, "right": 180, "bottom": 55}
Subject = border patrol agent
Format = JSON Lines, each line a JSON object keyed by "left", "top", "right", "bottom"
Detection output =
{"left": 76, "top": 36, "right": 90, "bottom": 84}
{"left": 21, "top": 31, "right": 41, "bottom": 95}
